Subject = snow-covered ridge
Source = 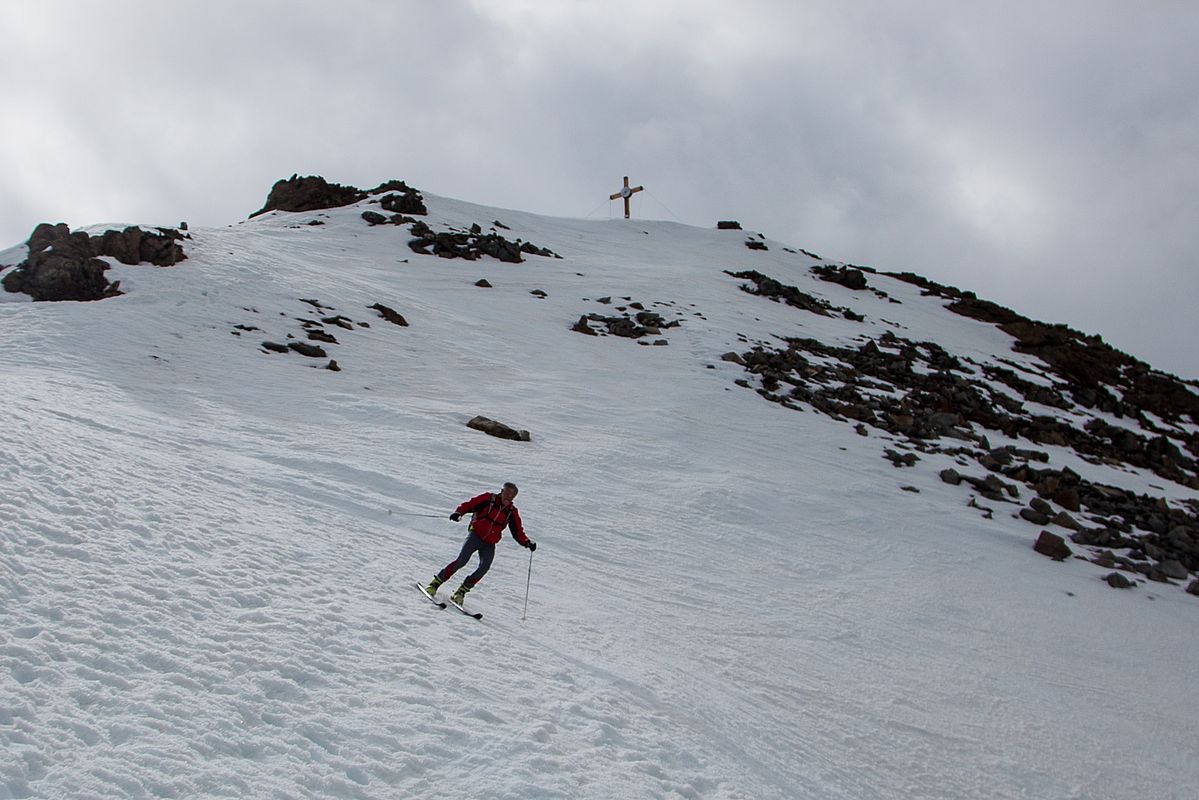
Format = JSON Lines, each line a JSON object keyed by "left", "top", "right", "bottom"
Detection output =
{"left": 2, "top": 178, "right": 1196, "bottom": 799}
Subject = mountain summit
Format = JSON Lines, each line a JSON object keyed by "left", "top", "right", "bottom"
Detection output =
{"left": 2, "top": 177, "right": 1196, "bottom": 798}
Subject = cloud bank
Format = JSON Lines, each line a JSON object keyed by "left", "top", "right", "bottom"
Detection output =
{"left": 2, "top": 0, "right": 1196, "bottom": 376}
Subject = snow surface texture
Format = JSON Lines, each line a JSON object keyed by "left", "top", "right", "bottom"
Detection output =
{"left": 2, "top": 194, "right": 1197, "bottom": 799}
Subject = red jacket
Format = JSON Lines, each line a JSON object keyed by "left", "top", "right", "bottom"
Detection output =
{"left": 456, "top": 493, "right": 529, "bottom": 546}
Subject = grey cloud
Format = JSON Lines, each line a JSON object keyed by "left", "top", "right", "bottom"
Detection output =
{"left": 2, "top": 0, "right": 1196, "bottom": 376}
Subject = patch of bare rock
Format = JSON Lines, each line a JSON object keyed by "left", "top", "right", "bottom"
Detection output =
{"left": 467, "top": 416, "right": 530, "bottom": 442}
{"left": 250, "top": 298, "right": 409, "bottom": 372}
{"left": 2, "top": 222, "right": 187, "bottom": 302}
{"left": 723, "top": 268, "right": 1199, "bottom": 596}
{"left": 570, "top": 297, "right": 688, "bottom": 345}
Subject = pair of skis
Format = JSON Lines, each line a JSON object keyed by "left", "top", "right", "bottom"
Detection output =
{"left": 415, "top": 582, "right": 482, "bottom": 620}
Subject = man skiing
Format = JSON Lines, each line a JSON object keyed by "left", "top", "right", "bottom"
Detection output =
{"left": 425, "top": 482, "right": 536, "bottom": 606}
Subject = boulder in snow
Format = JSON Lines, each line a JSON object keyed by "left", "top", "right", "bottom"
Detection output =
{"left": 467, "top": 416, "right": 530, "bottom": 442}
{"left": 1034, "top": 531, "right": 1072, "bottom": 561}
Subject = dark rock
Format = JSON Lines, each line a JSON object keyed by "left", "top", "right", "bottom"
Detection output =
{"left": 1051, "top": 511, "right": 1083, "bottom": 531}
{"left": 1157, "top": 559, "right": 1189, "bottom": 580}
{"left": 288, "top": 341, "right": 327, "bottom": 358}
{"left": 369, "top": 303, "right": 409, "bottom": 327}
{"left": 1187, "top": 579, "right": 1199, "bottom": 596}
{"left": 406, "top": 219, "right": 555, "bottom": 263}
{"left": 467, "top": 415, "right": 530, "bottom": 442}
{"left": 727, "top": 270, "right": 837, "bottom": 317}
{"left": 94, "top": 226, "right": 185, "bottom": 266}
{"left": 3, "top": 223, "right": 120, "bottom": 301}
{"left": 362, "top": 211, "right": 389, "bottom": 226}
{"left": 1034, "top": 531, "right": 1072, "bottom": 561}
{"left": 939, "top": 469, "right": 963, "bottom": 485}
{"left": 717, "top": 220, "right": 742, "bottom": 230}
{"left": 884, "top": 449, "right": 919, "bottom": 467}
{"left": 475, "top": 279, "right": 492, "bottom": 288}
{"left": 1148, "top": 567, "right": 1173, "bottom": 583}
{"left": 325, "top": 360, "right": 341, "bottom": 372}
{"left": 519, "top": 241, "right": 558, "bottom": 258}
{"left": 380, "top": 187, "right": 428, "bottom": 215}
{"left": 1020, "top": 508, "right": 1051, "bottom": 525}
{"left": 262, "top": 341, "right": 289, "bottom": 353}
{"left": 572, "top": 316, "right": 598, "bottom": 335}
{"left": 1053, "top": 487, "right": 1082, "bottom": 512}
{"left": 811, "top": 265, "right": 869, "bottom": 290}
{"left": 607, "top": 318, "right": 641, "bottom": 338}
{"left": 1105, "top": 572, "right": 1135, "bottom": 589}
{"left": 928, "top": 412, "right": 964, "bottom": 433}
{"left": 745, "top": 240, "right": 768, "bottom": 251}
{"left": 251, "top": 174, "right": 366, "bottom": 217}
{"left": 1030, "top": 497, "right": 1053, "bottom": 515}
{"left": 715, "top": 262, "right": 1199, "bottom": 596}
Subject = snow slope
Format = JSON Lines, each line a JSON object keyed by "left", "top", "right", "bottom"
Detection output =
{"left": 2, "top": 192, "right": 1197, "bottom": 800}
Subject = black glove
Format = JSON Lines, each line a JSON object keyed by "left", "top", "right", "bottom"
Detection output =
{"left": 526, "top": 540, "right": 537, "bottom": 552}
{"left": 450, "top": 512, "right": 461, "bottom": 522}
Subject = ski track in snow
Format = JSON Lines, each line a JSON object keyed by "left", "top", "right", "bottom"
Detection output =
{"left": 2, "top": 195, "right": 1197, "bottom": 799}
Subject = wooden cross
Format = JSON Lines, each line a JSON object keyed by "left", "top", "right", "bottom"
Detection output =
{"left": 609, "top": 176, "right": 644, "bottom": 219}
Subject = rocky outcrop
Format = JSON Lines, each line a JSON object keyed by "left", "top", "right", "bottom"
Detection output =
{"left": 369, "top": 303, "right": 409, "bottom": 327}
{"left": 467, "top": 416, "right": 530, "bottom": 442}
{"left": 727, "top": 270, "right": 853, "bottom": 319}
{"left": 3, "top": 223, "right": 115, "bottom": 301}
{"left": 251, "top": 175, "right": 427, "bottom": 218}
{"left": 886, "top": 272, "right": 1199, "bottom": 428}
{"left": 253, "top": 298, "right": 416, "bottom": 370}
{"left": 379, "top": 186, "right": 428, "bottom": 216}
{"left": 251, "top": 175, "right": 366, "bottom": 217}
{"left": 93, "top": 226, "right": 187, "bottom": 266}
{"left": 811, "top": 265, "right": 869, "bottom": 290}
{"left": 288, "top": 341, "right": 326, "bottom": 358}
{"left": 2, "top": 223, "right": 187, "bottom": 301}
{"left": 727, "top": 275, "right": 1199, "bottom": 592}
{"left": 407, "top": 221, "right": 559, "bottom": 263}
{"left": 734, "top": 325, "right": 1199, "bottom": 491}
{"left": 570, "top": 298, "right": 685, "bottom": 343}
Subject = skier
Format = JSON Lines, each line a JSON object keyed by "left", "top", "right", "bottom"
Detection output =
{"left": 425, "top": 482, "right": 536, "bottom": 606}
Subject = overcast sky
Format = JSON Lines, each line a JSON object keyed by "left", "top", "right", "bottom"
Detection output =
{"left": 3, "top": 1, "right": 1196, "bottom": 378}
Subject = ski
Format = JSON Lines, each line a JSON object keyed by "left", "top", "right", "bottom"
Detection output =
{"left": 448, "top": 599, "right": 483, "bottom": 620}
{"left": 415, "top": 582, "right": 446, "bottom": 609}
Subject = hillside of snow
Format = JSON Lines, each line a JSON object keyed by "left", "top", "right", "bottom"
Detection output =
{"left": 2, "top": 185, "right": 1197, "bottom": 800}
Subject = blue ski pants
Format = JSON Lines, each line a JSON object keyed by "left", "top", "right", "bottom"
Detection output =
{"left": 438, "top": 531, "right": 495, "bottom": 587}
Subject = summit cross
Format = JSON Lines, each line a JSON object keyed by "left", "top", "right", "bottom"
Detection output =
{"left": 609, "top": 176, "right": 644, "bottom": 219}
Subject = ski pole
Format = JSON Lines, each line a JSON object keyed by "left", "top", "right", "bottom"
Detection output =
{"left": 388, "top": 509, "right": 446, "bottom": 518}
{"left": 522, "top": 550, "right": 534, "bottom": 621}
